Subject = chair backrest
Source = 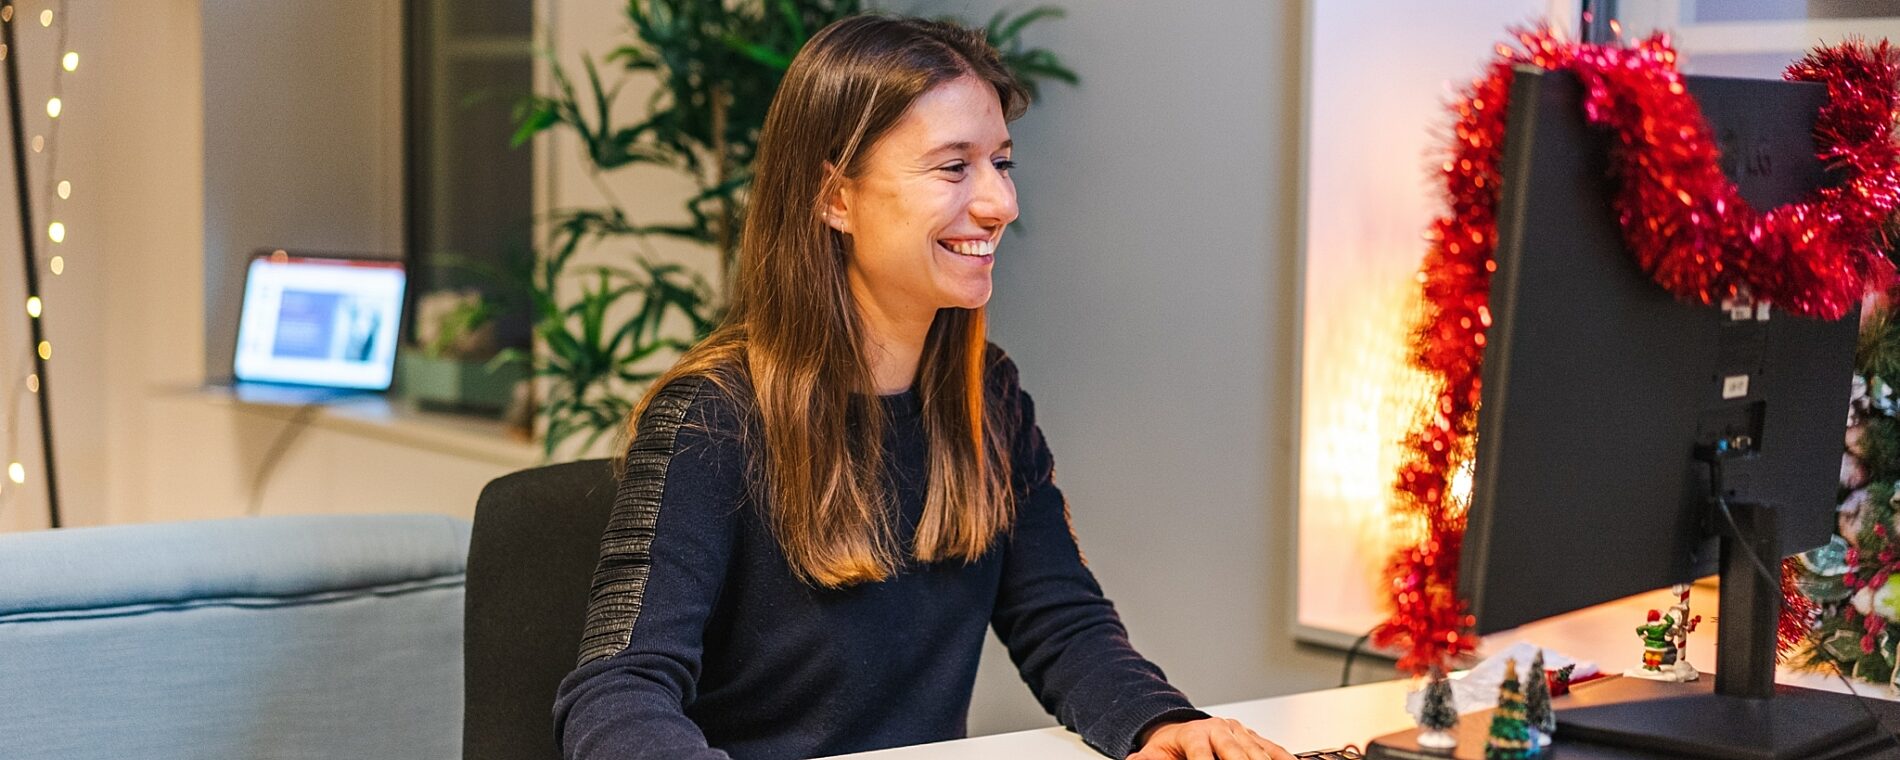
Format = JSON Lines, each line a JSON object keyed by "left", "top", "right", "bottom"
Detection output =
{"left": 0, "top": 513, "right": 470, "bottom": 760}
{"left": 464, "top": 459, "right": 618, "bottom": 760}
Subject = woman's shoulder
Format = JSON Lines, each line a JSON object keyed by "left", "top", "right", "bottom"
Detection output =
{"left": 640, "top": 370, "right": 755, "bottom": 443}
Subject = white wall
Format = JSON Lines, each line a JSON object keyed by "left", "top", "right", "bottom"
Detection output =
{"left": 1296, "top": 0, "right": 1578, "bottom": 645}
{"left": 201, "top": 0, "right": 406, "bottom": 377}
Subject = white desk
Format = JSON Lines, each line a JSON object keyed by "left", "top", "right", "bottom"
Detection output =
{"left": 820, "top": 680, "right": 1418, "bottom": 759}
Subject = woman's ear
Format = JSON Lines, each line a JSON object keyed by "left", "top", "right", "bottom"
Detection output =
{"left": 821, "top": 162, "right": 853, "bottom": 235}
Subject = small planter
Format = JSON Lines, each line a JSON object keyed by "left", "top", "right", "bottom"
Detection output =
{"left": 397, "top": 347, "right": 528, "bottom": 416}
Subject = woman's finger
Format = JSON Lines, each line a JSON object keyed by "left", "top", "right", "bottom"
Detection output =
{"left": 1209, "top": 725, "right": 1266, "bottom": 760}
{"left": 1184, "top": 731, "right": 1219, "bottom": 760}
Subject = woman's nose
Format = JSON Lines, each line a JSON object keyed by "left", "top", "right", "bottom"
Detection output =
{"left": 970, "top": 165, "right": 1018, "bottom": 226}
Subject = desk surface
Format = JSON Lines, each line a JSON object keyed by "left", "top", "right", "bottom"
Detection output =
{"left": 823, "top": 668, "right": 1900, "bottom": 759}
{"left": 820, "top": 679, "right": 1417, "bottom": 759}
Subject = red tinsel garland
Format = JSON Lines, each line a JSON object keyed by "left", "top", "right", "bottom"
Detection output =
{"left": 1375, "top": 27, "right": 1900, "bottom": 674}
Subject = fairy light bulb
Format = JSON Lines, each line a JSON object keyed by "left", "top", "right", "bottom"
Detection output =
{"left": 39, "top": 9, "right": 51, "bottom": 27}
{"left": 48, "top": 255, "right": 62, "bottom": 275}
{"left": 8, "top": 463, "right": 24, "bottom": 484}
{"left": 2, "top": 7, "right": 14, "bottom": 24}
{"left": 26, "top": 295, "right": 40, "bottom": 318}
{"left": 56, "top": 180, "right": 68, "bottom": 199}
{"left": 37, "top": 340, "right": 50, "bottom": 360}
{"left": 47, "top": 221, "right": 63, "bottom": 243}
{"left": 26, "top": 373, "right": 38, "bottom": 393}
{"left": 61, "top": 52, "right": 76, "bottom": 72}
{"left": 45, "top": 97, "right": 60, "bottom": 118}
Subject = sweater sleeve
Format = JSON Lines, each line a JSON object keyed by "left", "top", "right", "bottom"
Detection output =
{"left": 985, "top": 354, "right": 1209, "bottom": 759}
{"left": 553, "top": 378, "right": 745, "bottom": 760}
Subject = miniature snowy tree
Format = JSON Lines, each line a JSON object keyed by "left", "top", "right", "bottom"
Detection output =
{"left": 1417, "top": 665, "right": 1459, "bottom": 749}
{"left": 1524, "top": 650, "right": 1554, "bottom": 747}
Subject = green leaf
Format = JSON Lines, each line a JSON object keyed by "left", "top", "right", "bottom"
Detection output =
{"left": 991, "top": 6, "right": 1066, "bottom": 46}
{"left": 721, "top": 34, "right": 794, "bottom": 71}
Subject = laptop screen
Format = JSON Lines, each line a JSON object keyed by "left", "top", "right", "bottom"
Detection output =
{"left": 232, "top": 253, "right": 407, "bottom": 390}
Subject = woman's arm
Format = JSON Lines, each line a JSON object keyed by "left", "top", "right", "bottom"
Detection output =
{"left": 986, "top": 354, "right": 1210, "bottom": 759}
{"left": 553, "top": 378, "right": 745, "bottom": 760}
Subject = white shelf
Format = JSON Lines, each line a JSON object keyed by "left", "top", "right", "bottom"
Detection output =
{"left": 173, "top": 384, "right": 542, "bottom": 469}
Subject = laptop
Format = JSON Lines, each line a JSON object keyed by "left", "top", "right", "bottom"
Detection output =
{"left": 210, "top": 250, "right": 408, "bottom": 406}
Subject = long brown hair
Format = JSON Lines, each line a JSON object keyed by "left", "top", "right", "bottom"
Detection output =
{"left": 623, "top": 15, "right": 1031, "bottom": 587}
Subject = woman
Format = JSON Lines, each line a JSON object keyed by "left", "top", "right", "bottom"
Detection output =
{"left": 554, "top": 15, "right": 1294, "bottom": 760}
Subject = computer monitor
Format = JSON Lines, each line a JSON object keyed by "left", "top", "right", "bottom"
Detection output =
{"left": 1458, "top": 68, "right": 1878, "bottom": 758}
{"left": 232, "top": 251, "right": 407, "bottom": 391}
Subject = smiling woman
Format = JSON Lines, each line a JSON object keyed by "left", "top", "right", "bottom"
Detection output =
{"left": 552, "top": 14, "right": 1294, "bottom": 760}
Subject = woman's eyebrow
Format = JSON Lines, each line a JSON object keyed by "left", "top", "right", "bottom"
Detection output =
{"left": 922, "top": 139, "right": 1013, "bottom": 157}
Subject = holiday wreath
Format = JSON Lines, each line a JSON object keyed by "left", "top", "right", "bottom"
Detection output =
{"left": 1375, "top": 26, "right": 1900, "bottom": 675}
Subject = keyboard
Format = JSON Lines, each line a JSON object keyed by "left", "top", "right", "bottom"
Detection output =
{"left": 1294, "top": 749, "right": 1363, "bottom": 760}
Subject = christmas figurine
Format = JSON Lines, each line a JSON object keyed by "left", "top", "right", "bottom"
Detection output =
{"left": 1664, "top": 583, "right": 1702, "bottom": 681}
{"left": 1631, "top": 609, "right": 1675, "bottom": 673}
{"left": 1524, "top": 650, "right": 1554, "bottom": 748}
{"left": 1625, "top": 584, "right": 1703, "bottom": 682}
{"left": 1417, "top": 665, "right": 1458, "bottom": 750}
{"left": 1484, "top": 659, "right": 1537, "bottom": 760}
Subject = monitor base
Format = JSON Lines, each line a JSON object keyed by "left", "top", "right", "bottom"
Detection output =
{"left": 1366, "top": 675, "right": 1898, "bottom": 760}
{"left": 1559, "top": 676, "right": 1878, "bottom": 759}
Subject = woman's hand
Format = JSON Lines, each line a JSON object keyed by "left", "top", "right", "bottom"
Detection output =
{"left": 1126, "top": 717, "right": 1296, "bottom": 760}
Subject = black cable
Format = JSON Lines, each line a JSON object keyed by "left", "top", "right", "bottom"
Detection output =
{"left": 1340, "top": 624, "right": 1383, "bottom": 688}
{"left": 1706, "top": 458, "right": 1900, "bottom": 756}
{"left": 246, "top": 402, "right": 323, "bottom": 517}
{"left": 1823, "top": 659, "right": 1900, "bottom": 758}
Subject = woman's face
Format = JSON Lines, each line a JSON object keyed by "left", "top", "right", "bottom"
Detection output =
{"left": 828, "top": 75, "right": 1018, "bottom": 322}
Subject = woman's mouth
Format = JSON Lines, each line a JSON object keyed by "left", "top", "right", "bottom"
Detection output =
{"left": 938, "top": 238, "right": 995, "bottom": 257}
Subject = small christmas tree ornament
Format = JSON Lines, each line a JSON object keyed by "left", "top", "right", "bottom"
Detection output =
{"left": 1550, "top": 664, "right": 1575, "bottom": 696}
{"left": 1485, "top": 659, "right": 1537, "bottom": 759}
{"left": 1417, "top": 665, "right": 1459, "bottom": 750}
{"left": 1524, "top": 650, "right": 1555, "bottom": 748}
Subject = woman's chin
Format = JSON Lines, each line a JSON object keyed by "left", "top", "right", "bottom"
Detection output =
{"left": 944, "top": 282, "right": 993, "bottom": 310}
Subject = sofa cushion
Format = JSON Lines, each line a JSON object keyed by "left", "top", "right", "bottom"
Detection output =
{"left": 0, "top": 514, "right": 469, "bottom": 760}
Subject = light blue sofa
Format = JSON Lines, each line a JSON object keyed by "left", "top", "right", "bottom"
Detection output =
{"left": 0, "top": 514, "right": 469, "bottom": 759}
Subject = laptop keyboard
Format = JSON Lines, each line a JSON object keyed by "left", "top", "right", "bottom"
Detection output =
{"left": 1295, "top": 748, "right": 1364, "bottom": 760}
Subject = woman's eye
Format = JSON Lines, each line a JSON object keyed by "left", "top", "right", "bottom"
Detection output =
{"left": 993, "top": 159, "right": 1016, "bottom": 175}
{"left": 938, "top": 162, "right": 969, "bottom": 177}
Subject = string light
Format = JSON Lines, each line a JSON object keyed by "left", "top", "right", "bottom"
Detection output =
{"left": 7, "top": 0, "right": 77, "bottom": 525}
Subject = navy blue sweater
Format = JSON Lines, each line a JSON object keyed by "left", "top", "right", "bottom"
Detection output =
{"left": 553, "top": 351, "right": 1205, "bottom": 759}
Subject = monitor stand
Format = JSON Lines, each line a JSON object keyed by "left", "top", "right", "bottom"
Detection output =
{"left": 1557, "top": 500, "right": 1881, "bottom": 759}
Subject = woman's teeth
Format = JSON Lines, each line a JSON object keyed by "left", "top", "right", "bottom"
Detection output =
{"left": 943, "top": 239, "right": 994, "bottom": 257}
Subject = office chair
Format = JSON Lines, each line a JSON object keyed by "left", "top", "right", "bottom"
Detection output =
{"left": 464, "top": 459, "right": 617, "bottom": 760}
